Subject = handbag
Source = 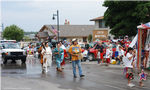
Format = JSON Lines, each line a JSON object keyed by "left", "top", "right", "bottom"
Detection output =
{"left": 78, "top": 53, "right": 83, "bottom": 60}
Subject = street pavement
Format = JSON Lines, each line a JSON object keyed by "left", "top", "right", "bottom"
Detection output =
{"left": 1, "top": 58, "right": 150, "bottom": 90}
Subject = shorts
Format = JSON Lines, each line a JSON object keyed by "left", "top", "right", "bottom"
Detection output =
{"left": 115, "top": 51, "right": 119, "bottom": 57}
{"left": 100, "top": 53, "right": 104, "bottom": 59}
{"left": 106, "top": 58, "right": 110, "bottom": 63}
{"left": 125, "top": 68, "right": 134, "bottom": 80}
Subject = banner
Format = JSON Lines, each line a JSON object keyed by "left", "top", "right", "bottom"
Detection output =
{"left": 129, "top": 34, "right": 137, "bottom": 48}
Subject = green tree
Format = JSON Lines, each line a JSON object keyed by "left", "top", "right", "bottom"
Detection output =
{"left": 103, "top": 1, "right": 150, "bottom": 37}
{"left": 88, "top": 34, "right": 93, "bottom": 42}
{"left": 3, "top": 25, "right": 24, "bottom": 41}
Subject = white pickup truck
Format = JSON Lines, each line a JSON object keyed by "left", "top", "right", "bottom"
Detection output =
{"left": 1, "top": 42, "right": 27, "bottom": 64}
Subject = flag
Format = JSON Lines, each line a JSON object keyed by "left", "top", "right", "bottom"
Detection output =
{"left": 51, "top": 25, "right": 58, "bottom": 35}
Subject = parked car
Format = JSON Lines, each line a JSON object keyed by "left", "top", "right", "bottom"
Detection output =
{"left": 81, "top": 49, "right": 88, "bottom": 62}
{"left": 1, "top": 42, "right": 27, "bottom": 64}
{"left": 88, "top": 42, "right": 116, "bottom": 61}
{"left": 88, "top": 43, "right": 99, "bottom": 61}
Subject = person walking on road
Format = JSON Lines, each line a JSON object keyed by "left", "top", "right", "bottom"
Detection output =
{"left": 53, "top": 42, "right": 64, "bottom": 72}
{"left": 59, "top": 41, "right": 68, "bottom": 69}
{"left": 27, "top": 44, "right": 35, "bottom": 64}
{"left": 41, "top": 42, "right": 52, "bottom": 73}
{"left": 38, "top": 42, "right": 45, "bottom": 67}
{"left": 68, "top": 39, "right": 85, "bottom": 78}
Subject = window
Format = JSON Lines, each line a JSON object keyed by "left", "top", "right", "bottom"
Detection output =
{"left": 99, "top": 20, "right": 106, "bottom": 28}
{"left": 99, "top": 20, "right": 102, "bottom": 28}
{"left": 83, "top": 37, "right": 87, "bottom": 42}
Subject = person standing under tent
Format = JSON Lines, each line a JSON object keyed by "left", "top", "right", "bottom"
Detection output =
{"left": 143, "top": 43, "right": 150, "bottom": 68}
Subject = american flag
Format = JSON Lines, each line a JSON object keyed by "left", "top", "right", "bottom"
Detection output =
{"left": 51, "top": 25, "right": 58, "bottom": 35}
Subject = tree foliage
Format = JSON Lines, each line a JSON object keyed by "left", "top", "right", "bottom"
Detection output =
{"left": 3, "top": 25, "right": 24, "bottom": 41}
{"left": 103, "top": 1, "right": 150, "bottom": 37}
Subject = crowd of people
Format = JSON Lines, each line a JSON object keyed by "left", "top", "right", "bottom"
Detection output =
{"left": 26, "top": 39, "right": 85, "bottom": 78}
{"left": 92, "top": 37, "right": 149, "bottom": 87}
{"left": 25, "top": 36, "right": 149, "bottom": 87}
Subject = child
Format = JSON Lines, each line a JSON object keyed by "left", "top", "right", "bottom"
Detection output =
{"left": 105, "top": 46, "right": 111, "bottom": 66}
{"left": 123, "top": 47, "right": 135, "bottom": 87}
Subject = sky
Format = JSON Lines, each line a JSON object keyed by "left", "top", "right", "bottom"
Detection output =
{"left": 1, "top": 0, "right": 107, "bottom": 32}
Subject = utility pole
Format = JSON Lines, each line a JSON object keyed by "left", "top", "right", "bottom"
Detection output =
{"left": 53, "top": 10, "right": 60, "bottom": 42}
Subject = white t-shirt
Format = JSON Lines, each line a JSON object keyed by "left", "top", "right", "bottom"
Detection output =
{"left": 108, "top": 44, "right": 112, "bottom": 50}
{"left": 145, "top": 44, "right": 150, "bottom": 51}
{"left": 106, "top": 49, "right": 111, "bottom": 58}
{"left": 124, "top": 53, "right": 133, "bottom": 68}
{"left": 116, "top": 44, "right": 120, "bottom": 52}
{"left": 118, "top": 49, "right": 124, "bottom": 56}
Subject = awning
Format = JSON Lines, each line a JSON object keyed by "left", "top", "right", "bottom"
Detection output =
{"left": 137, "top": 22, "right": 150, "bottom": 29}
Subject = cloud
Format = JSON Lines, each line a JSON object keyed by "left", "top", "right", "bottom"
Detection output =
{"left": 1, "top": 0, "right": 106, "bottom": 31}
{"left": 2, "top": 0, "right": 104, "bottom": 2}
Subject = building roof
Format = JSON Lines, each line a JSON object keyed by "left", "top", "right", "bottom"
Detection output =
{"left": 40, "top": 25, "right": 95, "bottom": 38}
{"left": 25, "top": 34, "right": 36, "bottom": 39}
{"left": 37, "top": 32, "right": 49, "bottom": 38}
{"left": 90, "top": 16, "right": 104, "bottom": 21}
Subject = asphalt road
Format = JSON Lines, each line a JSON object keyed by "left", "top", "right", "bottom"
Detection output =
{"left": 1, "top": 58, "right": 150, "bottom": 90}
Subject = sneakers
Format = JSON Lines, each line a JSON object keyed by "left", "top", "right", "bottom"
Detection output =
{"left": 127, "top": 83, "right": 135, "bottom": 87}
{"left": 73, "top": 75, "right": 85, "bottom": 78}
{"left": 80, "top": 75, "right": 85, "bottom": 78}
{"left": 56, "top": 68, "right": 62, "bottom": 72}
{"left": 74, "top": 75, "right": 77, "bottom": 78}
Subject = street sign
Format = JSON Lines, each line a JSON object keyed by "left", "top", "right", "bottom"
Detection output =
{"left": 93, "top": 30, "right": 108, "bottom": 41}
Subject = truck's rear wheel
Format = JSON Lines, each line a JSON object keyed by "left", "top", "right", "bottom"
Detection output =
{"left": 3, "top": 58, "right": 7, "bottom": 64}
{"left": 21, "top": 59, "right": 26, "bottom": 64}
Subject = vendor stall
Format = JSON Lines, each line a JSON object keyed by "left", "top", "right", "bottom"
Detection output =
{"left": 137, "top": 22, "right": 150, "bottom": 70}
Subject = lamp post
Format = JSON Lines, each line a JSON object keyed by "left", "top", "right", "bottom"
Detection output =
{"left": 52, "top": 10, "right": 59, "bottom": 42}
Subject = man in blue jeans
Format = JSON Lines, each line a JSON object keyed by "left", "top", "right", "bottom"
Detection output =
{"left": 68, "top": 39, "right": 85, "bottom": 78}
